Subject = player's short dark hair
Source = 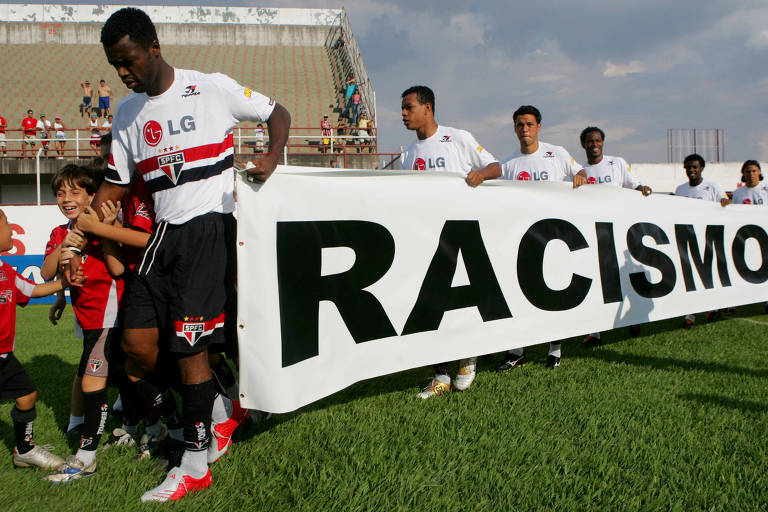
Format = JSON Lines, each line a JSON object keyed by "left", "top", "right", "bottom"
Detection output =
{"left": 402, "top": 86, "right": 435, "bottom": 114}
{"left": 51, "top": 165, "right": 98, "bottom": 196}
{"left": 580, "top": 126, "right": 605, "bottom": 145}
{"left": 101, "top": 7, "right": 158, "bottom": 49}
{"left": 513, "top": 105, "right": 541, "bottom": 124}
{"left": 683, "top": 153, "right": 705, "bottom": 168}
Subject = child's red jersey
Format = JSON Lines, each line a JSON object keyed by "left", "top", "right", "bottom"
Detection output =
{"left": 0, "top": 259, "right": 35, "bottom": 353}
{"left": 45, "top": 224, "right": 124, "bottom": 330}
{"left": 121, "top": 176, "right": 155, "bottom": 270}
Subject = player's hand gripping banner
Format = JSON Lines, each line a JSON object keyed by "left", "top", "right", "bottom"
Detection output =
{"left": 235, "top": 168, "right": 768, "bottom": 412}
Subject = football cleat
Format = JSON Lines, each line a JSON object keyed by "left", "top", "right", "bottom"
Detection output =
{"left": 682, "top": 318, "right": 694, "bottom": 330}
{"left": 43, "top": 455, "right": 96, "bottom": 483}
{"left": 494, "top": 353, "right": 526, "bottom": 372}
{"left": 207, "top": 416, "right": 240, "bottom": 464}
{"left": 13, "top": 445, "right": 64, "bottom": 470}
{"left": 137, "top": 426, "right": 168, "bottom": 459}
{"left": 627, "top": 324, "right": 640, "bottom": 338}
{"left": 140, "top": 466, "right": 212, "bottom": 502}
{"left": 103, "top": 427, "right": 138, "bottom": 449}
{"left": 582, "top": 335, "right": 601, "bottom": 347}
{"left": 417, "top": 378, "right": 451, "bottom": 399}
{"left": 454, "top": 357, "right": 477, "bottom": 391}
{"left": 230, "top": 400, "right": 251, "bottom": 425}
{"left": 545, "top": 356, "right": 561, "bottom": 369}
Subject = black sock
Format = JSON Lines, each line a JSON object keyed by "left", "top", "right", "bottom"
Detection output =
{"left": 134, "top": 378, "right": 182, "bottom": 430}
{"left": 181, "top": 380, "right": 217, "bottom": 452}
{"left": 210, "top": 357, "right": 236, "bottom": 396}
{"left": 11, "top": 406, "right": 36, "bottom": 454}
{"left": 80, "top": 389, "right": 108, "bottom": 452}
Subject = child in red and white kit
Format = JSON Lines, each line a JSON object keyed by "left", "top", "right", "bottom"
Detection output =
{"left": 0, "top": 208, "right": 76, "bottom": 470}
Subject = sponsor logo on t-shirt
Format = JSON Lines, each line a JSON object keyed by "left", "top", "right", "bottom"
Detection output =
{"left": 413, "top": 157, "right": 445, "bottom": 170}
{"left": 518, "top": 171, "right": 531, "bottom": 181}
{"left": 587, "top": 177, "right": 596, "bottom": 184}
{"left": 518, "top": 170, "right": 548, "bottom": 181}
{"left": 440, "top": 136, "right": 452, "bottom": 142}
{"left": 743, "top": 199, "right": 752, "bottom": 204}
{"left": 143, "top": 120, "right": 163, "bottom": 146}
{"left": 182, "top": 84, "right": 200, "bottom": 98}
{"left": 477, "top": 146, "right": 483, "bottom": 152}
{"left": 0, "top": 270, "right": 6, "bottom": 282}
{"left": 414, "top": 158, "right": 426, "bottom": 170}
{"left": 544, "top": 151, "right": 554, "bottom": 158}
{"left": 0, "top": 290, "right": 11, "bottom": 304}
{"left": 244, "top": 88, "right": 252, "bottom": 98}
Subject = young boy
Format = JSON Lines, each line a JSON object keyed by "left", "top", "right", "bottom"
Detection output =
{"left": 42, "top": 165, "right": 126, "bottom": 482}
{"left": 0, "top": 208, "right": 69, "bottom": 470}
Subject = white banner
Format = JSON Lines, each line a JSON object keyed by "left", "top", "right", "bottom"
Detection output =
{"left": 241, "top": 168, "right": 766, "bottom": 412}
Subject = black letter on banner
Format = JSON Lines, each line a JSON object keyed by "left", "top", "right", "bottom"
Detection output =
{"left": 276, "top": 221, "right": 397, "bottom": 367}
{"left": 732, "top": 225, "right": 768, "bottom": 283}
{"left": 595, "top": 222, "right": 622, "bottom": 304}
{"left": 674, "top": 224, "right": 731, "bottom": 291}
{"left": 626, "top": 223, "right": 676, "bottom": 298}
{"left": 517, "top": 219, "right": 592, "bottom": 311}
{"left": 401, "top": 220, "right": 511, "bottom": 335}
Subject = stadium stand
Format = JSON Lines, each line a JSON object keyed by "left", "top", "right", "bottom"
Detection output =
{"left": 0, "top": 4, "right": 390, "bottom": 204}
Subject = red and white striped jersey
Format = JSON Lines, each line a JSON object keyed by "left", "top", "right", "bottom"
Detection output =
{"left": 0, "top": 259, "right": 35, "bottom": 353}
{"left": 107, "top": 68, "right": 275, "bottom": 225}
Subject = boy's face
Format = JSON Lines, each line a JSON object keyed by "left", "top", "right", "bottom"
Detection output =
{"left": 56, "top": 182, "right": 94, "bottom": 221}
{"left": 0, "top": 210, "right": 12, "bottom": 253}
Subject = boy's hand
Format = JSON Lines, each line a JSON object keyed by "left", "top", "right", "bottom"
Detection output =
{"left": 62, "top": 228, "right": 85, "bottom": 248}
{"left": 48, "top": 293, "right": 66, "bottom": 325}
{"left": 100, "top": 200, "right": 121, "bottom": 225}
{"left": 65, "top": 254, "right": 85, "bottom": 287}
{"left": 76, "top": 207, "right": 100, "bottom": 233}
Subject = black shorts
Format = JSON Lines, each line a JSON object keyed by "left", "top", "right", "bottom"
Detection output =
{"left": 0, "top": 353, "right": 36, "bottom": 400}
{"left": 123, "top": 212, "right": 236, "bottom": 355}
{"left": 78, "top": 328, "right": 121, "bottom": 378}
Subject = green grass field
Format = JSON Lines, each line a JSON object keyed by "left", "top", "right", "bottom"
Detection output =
{"left": 1, "top": 304, "right": 768, "bottom": 511}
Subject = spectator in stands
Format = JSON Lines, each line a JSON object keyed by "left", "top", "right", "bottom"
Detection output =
{"left": 38, "top": 114, "right": 52, "bottom": 158}
{"left": 0, "top": 113, "right": 6, "bottom": 157}
{"left": 88, "top": 113, "right": 101, "bottom": 156}
{"left": 357, "top": 112, "right": 372, "bottom": 153}
{"left": 335, "top": 118, "right": 348, "bottom": 153}
{"left": 329, "top": 158, "right": 340, "bottom": 168}
{"left": 343, "top": 76, "right": 357, "bottom": 119}
{"left": 350, "top": 90, "right": 361, "bottom": 126}
{"left": 254, "top": 123, "right": 266, "bottom": 153}
{"left": 332, "top": 36, "right": 344, "bottom": 51}
{"left": 53, "top": 115, "right": 67, "bottom": 159}
{"left": 97, "top": 79, "right": 112, "bottom": 118}
{"left": 101, "top": 114, "right": 113, "bottom": 133}
{"left": 21, "top": 109, "right": 38, "bottom": 159}
{"left": 320, "top": 115, "right": 332, "bottom": 153}
{"left": 80, "top": 81, "right": 94, "bottom": 117}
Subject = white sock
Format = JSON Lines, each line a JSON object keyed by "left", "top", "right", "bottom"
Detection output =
{"left": 589, "top": 332, "right": 601, "bottom": 339}
{"left": 75, "top": 448, "right": 96, "bottom": 466}
{"left": 435, "top": 374, "right": 450, "bottom": 385}
{"left": 179, "top": 449, "right": 208, "bottom": 478}
{"left": 67, "top": 415, "right": 84, "bottom": 432}
{"left": 146, "top": 421, "right": 164, "bottom": 438}
{"left": 508, "top": 348, "right": 524, "bottom": 357}
{"left": 112, "top": 394, "right": 123, "bottom": 412}
{"left": 211, "top": 393, "right": 232, "bottom": 424}
{"left": 685, "top": 314, "right": 695, "bottom": 322}
{"left": 548, "top": 343, "right": 562, "bottom": 358}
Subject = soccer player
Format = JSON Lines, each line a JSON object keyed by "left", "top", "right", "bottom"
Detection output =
{"left": 400, "top": 85, "right": 501, "bottom": 398}
{"left": 496, "top": 105, "right": 587, "bottom": 370}
{"left": 20, "top": 109, "right": 38, "bottom": 159}
{"left": 0, "top": 208, "right": 69, "bottom": 470}
{"left": 579, "top": 126, "right": 651, "bottom": 346}
{"left": 83, "top": 8, "right": 290, "bottom": 502}
{"left": 674, "top": 153, "right": 726, "bottom": 328}
{"left": 43, "top": 164, "right": 126, "bottom": 483}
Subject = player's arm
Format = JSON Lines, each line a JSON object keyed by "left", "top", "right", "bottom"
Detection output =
{"left": 102, "top": 239, "right": 125, "bottom": 277}
{"left": 31, "top": 278, "right": 66, "bottom": 298}
{"left": 41, "top": 246, "right": 62, "bottom": 280}
{"left": 78, "top": 203, "right": 150, "bottom": 248}
{"left": 573, "top": 169, "right": 587, "bottom": 188}
{"left": 466, "top": 162, "right": 502, "bottom": 187}
{"left": 248, "top": 103, "right": 291, "bottom": 182}
{"left": 48, "top": 290, "right": 66, "bottom": 325}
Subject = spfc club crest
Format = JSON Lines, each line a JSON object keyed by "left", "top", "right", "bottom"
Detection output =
{"left": 158, "top": 151, "right": 186, "bottom": 184}
{"left": 182, "top": 322, "right": 205, "bottom": 346}
{"left": 88, "top": 358, "right": 103, "bottom": 373}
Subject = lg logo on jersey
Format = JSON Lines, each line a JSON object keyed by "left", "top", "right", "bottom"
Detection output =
{"left": 517, "top": 171, "right": 549, "bottom": 181}
{"left": 414, "top": 157, "right": 446, "bottom": 170}
{"left": 586, "top": 176, "right": 612, "bottom": 185}
{"left": 142, "top": 116, "right": 197, "bottom": 146}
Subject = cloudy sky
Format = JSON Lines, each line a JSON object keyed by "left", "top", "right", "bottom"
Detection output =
{"left": 39, "top": 1, "right": 768, "bottom": 163}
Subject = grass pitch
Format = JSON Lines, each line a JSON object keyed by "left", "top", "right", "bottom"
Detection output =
{"left": 1, "top": 305, "right": 767, "bottom": 511}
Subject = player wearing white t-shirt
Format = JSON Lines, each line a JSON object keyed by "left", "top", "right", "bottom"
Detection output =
{"left": 579, "top": 126, "right": 651, "bottom": 346}
{"left": 674, "top": 154, "right": 726, "bottom": 329}
{"left": 400, "top": 85, "right": 501, "bottom": 399}
{"left": 497, "top": 105, "right": 587, "bottom": 371}
{"left": 726, "top": 160, "right": 768, "bottom": 205}
{"left": 73, "top": 8, "right": 291, "bottom": 502}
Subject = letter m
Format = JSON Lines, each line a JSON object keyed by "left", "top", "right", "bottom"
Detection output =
{"left": 674, "top": 224, "right": 731, "bottom": 291}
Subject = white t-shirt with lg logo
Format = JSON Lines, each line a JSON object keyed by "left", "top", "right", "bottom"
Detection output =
{"left": 400, "top": 125, "right": 497, "bottom": 175}
{"left": 674, "top": 179, "right": 725, "bottom": 202}
{"left": 583, "top": 155, "right": 640, "bottom": 189}
{"left": 731, "top": 182, "right": 768, "bottom": 205}
{"left": 500, "top": 142, "right": 582, "bottom": 182}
